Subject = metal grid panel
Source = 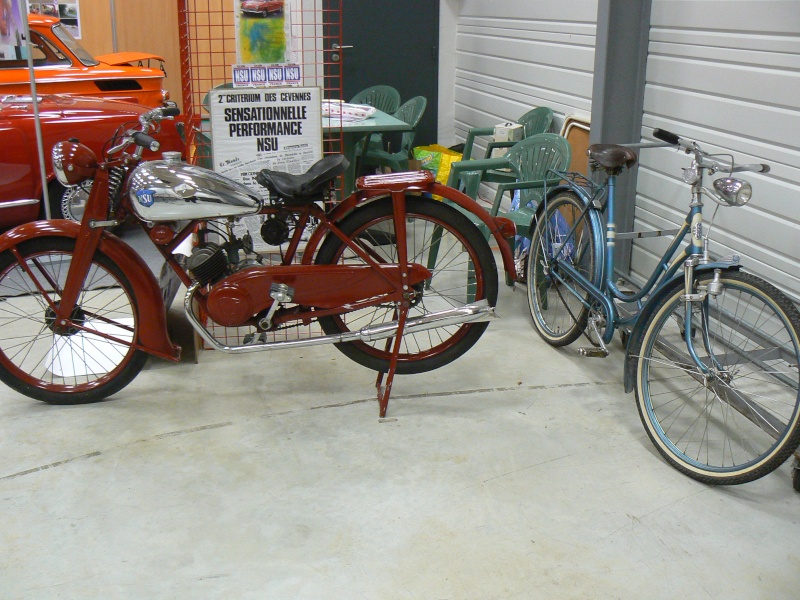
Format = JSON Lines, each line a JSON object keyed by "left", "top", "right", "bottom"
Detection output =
{"left": 175, "top": 0, "right": 343, "bottom": 347}
{"left": 177, "top": 0, "right": 343, "bottom": 166}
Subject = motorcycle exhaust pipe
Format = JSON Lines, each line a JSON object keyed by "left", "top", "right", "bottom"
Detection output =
{"left": 184, "top": 284, "right": 495, "bottom": 354}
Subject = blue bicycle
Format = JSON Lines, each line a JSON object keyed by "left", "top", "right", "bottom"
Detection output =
{"left": 527, "top": 129, "right": 800, "bottom": 486}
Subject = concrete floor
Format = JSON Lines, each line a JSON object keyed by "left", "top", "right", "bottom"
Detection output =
{"left": 1, "top": 242, "right": 799, "bottom": 599}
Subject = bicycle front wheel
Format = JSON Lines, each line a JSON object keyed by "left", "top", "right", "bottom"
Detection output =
{"left": 526, "top": 191, "right": 598, "bottom": 346}
{"left": 632, "top": 270, "right": 800, "bottom": 484}
{"left": 315, "top": 196, "right": 498, "bottom": 374}
{"left": 0, "top": 238, "right": 147, "bottom": 404}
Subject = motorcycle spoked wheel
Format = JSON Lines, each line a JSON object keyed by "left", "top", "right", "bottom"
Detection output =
{"left": 315, "top": 196, "right": 498, "bottom": 374}
{"left": 0, "top": 238, "right": 148, "bottom": 404}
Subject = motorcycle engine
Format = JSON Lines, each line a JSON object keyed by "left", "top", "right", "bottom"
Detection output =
{"left": 187, "top": 242, "right": 228, "bottom": 285}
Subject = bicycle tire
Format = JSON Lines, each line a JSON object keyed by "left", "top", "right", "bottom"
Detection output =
{"left": 632, "top": 270, "right": 800, "bottom": 485}
{"left": 526, "top": 191, "right": 598, "bottom": 346}
{"left": 315, "top": 196, "right": 498, "bottom": 374}
{"left": 0, "top": 237, "right": 148, "bottom": 404}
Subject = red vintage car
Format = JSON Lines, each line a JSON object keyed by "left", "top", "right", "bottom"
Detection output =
{"left": 0, "top": 94, "right": 184, "bottom": 229}
{"left": 240, "top": 0, "right": 284, "bottom": 18}
{"left": 0, "top": 15, "right": 169, "bottom": 107}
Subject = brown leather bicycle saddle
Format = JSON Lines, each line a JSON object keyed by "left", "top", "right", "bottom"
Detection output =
{"left": 256, "top": 154, "right": 349, "bottom": 204}
{"left": 587, "top": 144, "right": 638, "bottom": 172}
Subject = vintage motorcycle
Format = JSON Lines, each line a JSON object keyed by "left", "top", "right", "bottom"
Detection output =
{"left": 0, "top": 106, "right": 516, "bottom": 416}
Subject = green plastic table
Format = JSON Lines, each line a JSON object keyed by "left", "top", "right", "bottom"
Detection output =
{"left": 323, "top": 109, "right": 412, "bottom": 195}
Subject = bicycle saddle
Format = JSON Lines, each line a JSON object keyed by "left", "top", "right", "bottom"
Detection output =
{"left": 587, "top": 144, "right": 638, "bottom": 173}
{"left": 256, "top": 154, "right": 349, "bottom": 204}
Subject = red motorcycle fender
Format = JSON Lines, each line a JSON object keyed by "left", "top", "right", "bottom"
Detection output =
{"left": 0, "top": 220, "right": 181, "bottom": 362}
{"left": 301, "top": 176, "right": 517, "bottom": 282}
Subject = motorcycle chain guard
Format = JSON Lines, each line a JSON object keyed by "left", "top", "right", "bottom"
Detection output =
{"left": 205, "top": 262, "right": 432, "bottom": 328}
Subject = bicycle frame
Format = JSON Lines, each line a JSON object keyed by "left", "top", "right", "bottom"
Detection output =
{"left": 540, "top": 164, "right": 738, "bottom": 349}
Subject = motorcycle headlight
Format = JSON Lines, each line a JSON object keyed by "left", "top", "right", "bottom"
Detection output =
{"left": 52, "top": 141, "right": 98, "bottom": 186}
{"left": 712, "top": 177, "right": 752, "bottom": 207}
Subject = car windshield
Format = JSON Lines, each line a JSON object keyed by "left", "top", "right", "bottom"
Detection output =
{"left": 51, "top": 23, "right": 99, "bottom": 67}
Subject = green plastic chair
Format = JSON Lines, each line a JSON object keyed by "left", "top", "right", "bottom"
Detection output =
{"left": 439, "top": 134, "right": 571, "bottom": 284}
{"left": 349, "top": 85, "right": 401, "bottom": 114}
{"left": 350, "top": 85, "right": 403, "bottom": 159}
{"left": 461, "top": 106, "right": 554, "bottom": 161}
{"left": 359, "top": 96, "right": 427, "bottom": 172}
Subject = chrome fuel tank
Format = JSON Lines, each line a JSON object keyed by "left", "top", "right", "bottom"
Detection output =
{"left": 128, "top": 160, "right": 261, "bottom": 221}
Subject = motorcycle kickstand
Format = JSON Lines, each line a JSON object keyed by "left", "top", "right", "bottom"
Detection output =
{"left": 376, "top": 304, "right": 409, "bottom": 418}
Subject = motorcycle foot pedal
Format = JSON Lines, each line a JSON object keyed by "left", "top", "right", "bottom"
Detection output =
{"left": 243, "top": 332, "right": 267, "bottom": 345}
{"left": 578, "top": 347, "right": 609, "bottom": 358}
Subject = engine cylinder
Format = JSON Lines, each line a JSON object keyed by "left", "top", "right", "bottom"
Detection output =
{"left": 187, "top": 243, "right": 228, "bottom": 285}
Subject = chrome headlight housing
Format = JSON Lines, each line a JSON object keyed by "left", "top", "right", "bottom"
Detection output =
{"left": 52, "top": 141, "right": 98, "bottom": 186}
{"left": 712, "top": 177, "right": 752, "bottom": 207}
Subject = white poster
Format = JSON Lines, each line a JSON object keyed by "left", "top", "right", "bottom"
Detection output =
{"left": 208, "top": 86, "right": 323, "bottom": 199}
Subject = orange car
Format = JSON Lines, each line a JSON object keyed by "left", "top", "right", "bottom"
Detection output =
{"left": 0, "top": 94, "right": 184, "bottom": 229}
{"left": 0, "top": 15, "right": 169, "bottom": 107}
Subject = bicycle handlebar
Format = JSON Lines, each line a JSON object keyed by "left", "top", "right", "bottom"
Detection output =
{"left": 652, "top": 128, "right": 770, "bottom": 175}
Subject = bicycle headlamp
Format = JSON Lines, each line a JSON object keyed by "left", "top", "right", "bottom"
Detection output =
{"left": 713, "top": 177, "right": 752, "bottom": 206}
{"left": 682, "top": 166, "right": 701, "bottom": 185}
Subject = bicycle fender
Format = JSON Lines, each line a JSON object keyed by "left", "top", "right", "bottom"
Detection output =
{"left": 534, "top": 185, "right": 607, "bottom": 287}
{"left": 0, "top": 220, "right": 181, "bottom": 362}
{"left": 429, "top": 182, "right": 516, "bottom": 279}
{"left": 302, "top": 177, "right": 517, "bottom": 281}
{"left": 622, "top": 263, "right": 741, "bottom": 393}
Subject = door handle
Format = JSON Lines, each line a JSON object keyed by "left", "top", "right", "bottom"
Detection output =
{"left": 331, "top": 43, "right": 353, "bottom": 62}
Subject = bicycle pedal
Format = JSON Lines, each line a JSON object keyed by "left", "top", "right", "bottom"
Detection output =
{"left": 578, "top": 347, "right": 609, "bottom": 358}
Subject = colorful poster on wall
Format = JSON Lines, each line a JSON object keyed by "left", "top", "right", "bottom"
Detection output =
{"left": 26, "top": 1, "right": 81, "bottom": 38}
{"left": 0, "top": 0, "right": 26, "bottom": 60}
{"left": 236, "top": 0, "right": 291, "bottom": 64}
{"left": 233, "top": 0, "right": 300, "bottom": 87}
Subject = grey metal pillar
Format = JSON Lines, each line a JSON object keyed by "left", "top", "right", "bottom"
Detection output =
{"left": 589, "top": 0, "right": 652, "bottom": 276}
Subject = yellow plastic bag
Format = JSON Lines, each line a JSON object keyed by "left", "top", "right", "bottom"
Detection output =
{"left": 412, "top": 144, "right": 462, "bottom": 199}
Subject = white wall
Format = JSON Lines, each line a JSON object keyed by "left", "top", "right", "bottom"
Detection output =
{"left": 447, "top": 0, "right": 597, "bottom": 156}
{"left": 633, "top": 0, "right": 800, "bottom": 301}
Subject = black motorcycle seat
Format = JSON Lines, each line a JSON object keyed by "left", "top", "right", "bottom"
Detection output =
{"left": 256, "top": 154, "right": 350, "bottom": 204}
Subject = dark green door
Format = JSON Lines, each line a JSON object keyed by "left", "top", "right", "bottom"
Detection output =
{"left": 340, "top": 0, "right": 439, "bottom": 148}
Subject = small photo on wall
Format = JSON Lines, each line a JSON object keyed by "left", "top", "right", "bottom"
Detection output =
{"left": 39, "top": 3, "right": 58, "bottom": 17}
{"left": 57, "top": 2, "right": 80, "bottom": 37}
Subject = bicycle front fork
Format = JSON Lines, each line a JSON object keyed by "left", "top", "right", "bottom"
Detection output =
{"left": 681, "top": 256, "right": 725, "bottom": 375}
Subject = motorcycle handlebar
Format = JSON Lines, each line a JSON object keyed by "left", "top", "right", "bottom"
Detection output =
{"left": 160, "top": 106, "right": 181, "bottom": 118}
{"left": 132, "top": 132, "right": 160, "bottom": 152}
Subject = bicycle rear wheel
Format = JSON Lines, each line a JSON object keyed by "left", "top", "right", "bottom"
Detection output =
{"left": 632, "top": 270, "right": 800, "bottom": 484}
{"left": 315, "top": 196, "right": 498, "bottom": 374}
{"left": 526, "top": 191, "right": 598, "bottom": 346}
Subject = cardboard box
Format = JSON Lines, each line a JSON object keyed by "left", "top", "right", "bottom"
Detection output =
{"left": 491, "top": 122, "right": 524, "bottom": 158}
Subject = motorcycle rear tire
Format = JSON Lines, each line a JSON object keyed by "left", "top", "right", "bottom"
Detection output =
{"left": 315, "top": 196, "right": 498, "bottom": 374}
{"left": 0, "top": 237, "right": 148, "bottom": 404}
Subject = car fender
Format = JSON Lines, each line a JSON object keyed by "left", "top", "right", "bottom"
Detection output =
{"left": 622, "top": 264, "right": 741, "bottom": 393}
{"left": 0, "top": 220, "right": 181, "bottom": 362}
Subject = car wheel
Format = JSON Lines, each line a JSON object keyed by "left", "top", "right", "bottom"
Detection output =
{"left": 47, "top": 179, "right": 91, "bottom": 221}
